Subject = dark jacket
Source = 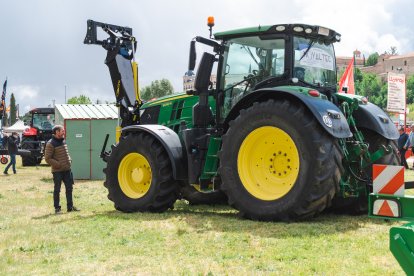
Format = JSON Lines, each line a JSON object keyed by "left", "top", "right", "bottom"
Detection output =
{"left": 398, "top": 132, "right": 409, "bottom": 150}
{"left": 44, "top": 136, "right": 72, "bottom": 172}
{"left": 6, "top": 135, "right": 19, "bottom": 154}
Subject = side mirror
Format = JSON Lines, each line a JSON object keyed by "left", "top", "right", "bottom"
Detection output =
{"left": 188, "top": 41, "right": 196, "bottom": 71}
{"left": 194, "top": 52, "right": 215, "bottom": 94}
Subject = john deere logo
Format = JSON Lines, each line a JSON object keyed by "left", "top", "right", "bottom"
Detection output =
{"left": 322, "top": 115, "right": 333, "bottom": 128}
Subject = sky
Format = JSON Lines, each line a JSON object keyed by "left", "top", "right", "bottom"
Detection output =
{"left": 0, "top": 0, "right": 413, "bottom": 114}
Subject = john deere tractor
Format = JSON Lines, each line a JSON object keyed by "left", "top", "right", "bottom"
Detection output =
{"left": 84, "top": 19, "right": 399, "bottom": 221}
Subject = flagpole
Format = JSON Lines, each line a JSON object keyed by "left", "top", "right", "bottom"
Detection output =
{"left": 405, "top": 75, "right": 407, "bottom": 128}
{"left": 1, "top": 77, "right": 6, "bottom": 128}
{"left": 353, "top": 52, "right": 356, "bottom": 95}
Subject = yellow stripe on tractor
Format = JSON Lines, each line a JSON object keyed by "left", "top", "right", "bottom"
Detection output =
{"left": 132, "top": 60, "right": 141, "bottom": 105}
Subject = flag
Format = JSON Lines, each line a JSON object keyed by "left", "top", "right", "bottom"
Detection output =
{"left": 0, "top": 79, "right": 6, "bottom": 119}
{"left": 1, "top": 79, "right": 6, "bottom": 100}
{"left": 338, "top": 57, "right": 355, "bottom": 94}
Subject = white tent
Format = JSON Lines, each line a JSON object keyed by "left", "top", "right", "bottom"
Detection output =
{"left": 3, "top": 120, "right": 29, "bottom": 134}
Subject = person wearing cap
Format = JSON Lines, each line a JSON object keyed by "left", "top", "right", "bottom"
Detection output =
{"left": 3, "top": 132, "right": 19, "bottom": 175}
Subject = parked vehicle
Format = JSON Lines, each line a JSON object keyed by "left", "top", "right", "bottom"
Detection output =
{"left": 85, "top": 19, "right": 399, "bottom": 221}
{"left": 21, "top": 107, "right": 55, "bottom": 166}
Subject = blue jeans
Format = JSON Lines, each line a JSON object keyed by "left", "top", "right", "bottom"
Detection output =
{"left": 4, "top": 154, "right": 16, "bottom": 173}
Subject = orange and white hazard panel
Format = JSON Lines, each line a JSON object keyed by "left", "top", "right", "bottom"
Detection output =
{"left": 372, "top": 199, "right": 400, "bottom": 217}
{"left": 372, "top": 164, "right": 405, "bottom": 196}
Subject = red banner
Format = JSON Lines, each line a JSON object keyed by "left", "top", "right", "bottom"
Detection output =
{"left": 338, "top": 57, "right": 355, "bottom": 94}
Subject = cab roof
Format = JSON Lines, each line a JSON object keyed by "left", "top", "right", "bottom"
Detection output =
{"left": 214, "top": 23, "right": 341, "bottom": 43}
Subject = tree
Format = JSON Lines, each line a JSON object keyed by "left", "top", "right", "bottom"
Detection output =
{"left": 10, "top": 93, "right": 17, "bottom": 125}
{"left": 357, "top": 73, "right": 386, "bottom": 108}
{"left": 21, "top": 112, "right": 31, "bottom": 125}
{"left": 406, "top": 75, "right": 414, "bottom": 105}
{"left": 67, "top": 94, "right": 92, "bottom": 104}
{"left": 383, "top": 46, "right": 398, "bottom": 55}
{"left": 141, "top": 79, "right": 174, "bottom": 101}
{"left": 366, "top": 52, "right": 379, "bottom": 66}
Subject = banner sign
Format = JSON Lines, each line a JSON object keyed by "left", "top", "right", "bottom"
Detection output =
{"left": 299, "top": 48, "right": 334, "bottom": 71}
{"left": 387, "top": 72, "right": 406, "bottom": 113}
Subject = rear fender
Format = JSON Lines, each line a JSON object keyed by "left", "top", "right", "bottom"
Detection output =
{"left": 353, "top": 103, "right": 399, "bottom": 140}
{"left": 122, "top": 124, "right": 187, "bottom": 180}
{"left": 225, "top": 89, "right": 352, "bottom": 139}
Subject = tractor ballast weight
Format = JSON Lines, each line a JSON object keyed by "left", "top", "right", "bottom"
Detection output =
{"left": 368, "top": 165, "right": 414, "bottom": 274}
{"left": 85, "top": 19, "right": 399, "bottom": 220}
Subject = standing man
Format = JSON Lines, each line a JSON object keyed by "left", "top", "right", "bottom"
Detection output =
{"left": 44, "top": 125, "right": 79, "bottom": 214}
{"left": 3, "top": 132, "right": 19, "bottom": 174}
{"left": 398, "top": 127, "right": 409, "bottom": 169}
{"left": 404, "top": 125, "right": 414, "bottom": 169}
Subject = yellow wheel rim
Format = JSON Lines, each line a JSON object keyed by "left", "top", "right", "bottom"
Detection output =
{"left": 118, "top": 153, "right": 152, "bottom": 199}
{"left": 237, "top": 126, "right": 300, "bottom": 201}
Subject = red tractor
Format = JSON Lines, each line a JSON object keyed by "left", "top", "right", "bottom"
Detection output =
{"left": 21, "top": 107, "right": 55, "bottom": 166}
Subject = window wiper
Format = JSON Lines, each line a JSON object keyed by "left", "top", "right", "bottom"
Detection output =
{"left": 242, "top": 46, "right": 264, "bottom": 70}
{"left": 299, "top": 39, "right": 315, "bottom": 61}
{"left": 224, "top": 74, "right": 263, "bottom": 93}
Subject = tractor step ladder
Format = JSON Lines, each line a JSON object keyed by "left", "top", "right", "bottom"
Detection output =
{"left": 369, "top": 164, "right": 414, "bottom": 274}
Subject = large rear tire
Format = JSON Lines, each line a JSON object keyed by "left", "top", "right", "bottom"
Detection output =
{"left": 331, "top": 129, "right": 400, "bottom": 214}
{"left": 21, "top": 137, "right": 38, "bottom": 166}
{"left": 219, "top": 100, "right": 342, "bottom": 221}
{"left": 104, "top": 132, "right": 179, "bottom": 212}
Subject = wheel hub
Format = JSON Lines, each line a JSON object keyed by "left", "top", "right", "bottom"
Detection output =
{"left": 238, "top": 126, "right": 300, "bottom": 201}
{"left": 269, "top": 151, "right": 293, "bottom": 177}
{"left": 118, "top": 153, "right": 152, "bottom": 199}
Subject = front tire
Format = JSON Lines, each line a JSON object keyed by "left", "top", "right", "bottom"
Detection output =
{"left": 21, "top": 136, "right": 38, "bottom": 166}
{"left": 331, "top": 129, "right": 400, "bottom": 214}
{"left": 104, "top": 132, "right": 179, "bottom": 212}
{"left": 219, "top": 100, "right": 342, "bottom": 221}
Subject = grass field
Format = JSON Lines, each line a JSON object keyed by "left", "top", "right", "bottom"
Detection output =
{"left": 0, "top": 158, "right": 409, "bottom": 275}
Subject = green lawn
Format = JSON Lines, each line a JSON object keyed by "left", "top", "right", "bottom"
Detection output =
{"left": 0, "top": 159, "right": 407, "bottom": 275}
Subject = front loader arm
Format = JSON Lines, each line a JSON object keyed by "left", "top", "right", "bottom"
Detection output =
{"left": 84, "top": 19, "right": 141, "bottom": 126}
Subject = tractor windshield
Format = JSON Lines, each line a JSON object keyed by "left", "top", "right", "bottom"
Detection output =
{"left": 293, "top": 36, "right": 336, "bottom": 87}
{"left": 222, "top": 36, "right": 285, "bottom": 115}
{"left": 33, "top": 113, "right": 55, "bottom": 130}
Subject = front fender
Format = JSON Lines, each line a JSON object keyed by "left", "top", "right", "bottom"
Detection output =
{"left": 354, "top": 102, "right": 399, "bottom": 140}
{"left": 122, "top": 124, "right": 187, "bottom": 180}
{"left": 296, "top": 93, "right": 352, "bottom": 138}
{"left": 226, "top": 89, "right": 352, "bottom": 139}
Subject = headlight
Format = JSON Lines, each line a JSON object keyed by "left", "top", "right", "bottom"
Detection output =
{"left": 293, "top": 26, "right": 304, "bottom": 32}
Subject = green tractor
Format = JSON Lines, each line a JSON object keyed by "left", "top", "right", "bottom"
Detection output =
{"left": 84, "top": 19, "right": 399, "bottom": 221}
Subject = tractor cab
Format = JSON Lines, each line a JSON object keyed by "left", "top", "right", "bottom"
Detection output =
{"left": 191, "top": 24, "right": 339, "bottom": 122}
{"left": 23, "top": 107, "right": 55, "bottom": 140}
{"left": 186, "top": 23, "right": 341, "bottom": 128}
